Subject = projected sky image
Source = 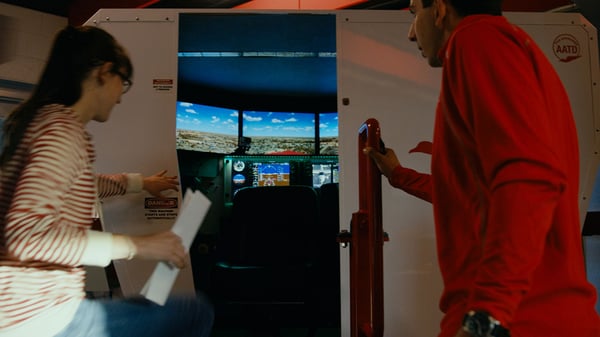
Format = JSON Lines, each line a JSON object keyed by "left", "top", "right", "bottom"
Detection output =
{"left": 319, "top": 112, "right": 338, "bottom": 138}
{"left": 176, "top": 101, "right": 238, "bottom": 135}
{"left": 243, "top": 111, "right": 314, "bottom": 138}
{"left": 175, "top": 101, "right": 239, "bottom": 154}
{"left": 175, "top": 102, "right": 338, "bottom": 155}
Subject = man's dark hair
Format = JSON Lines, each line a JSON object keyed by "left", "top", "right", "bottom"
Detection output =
{"left": 423, "top": 0, "right": 503, "bottom": 16}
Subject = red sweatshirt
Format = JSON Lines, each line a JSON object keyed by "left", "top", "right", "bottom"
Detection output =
{"left": 389, "top": 15, "right": 600, "bottom": 337}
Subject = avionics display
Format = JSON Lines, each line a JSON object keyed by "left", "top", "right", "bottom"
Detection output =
{"left": 224, "top": 155, "right": 338, "bottom": 204}
{"left": 232, "top": 161, "right": 290, "bottom": 189}
{"left": 312, "top": 163, "right": 339, "bottom": 188}
{"left": 256, "top": 163, "right": 290, "bottom": 186}
{"left": 175, "top": 101, "right": 239, "bottom": 154}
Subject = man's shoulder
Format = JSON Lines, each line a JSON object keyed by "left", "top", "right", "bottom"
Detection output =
{"left": 449, "top": 15, "right": 532, "bottom": 57}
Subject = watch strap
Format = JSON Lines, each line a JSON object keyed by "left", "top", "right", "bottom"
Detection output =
{"left": 462, "top": 310, "right": 510, "bottom": 337}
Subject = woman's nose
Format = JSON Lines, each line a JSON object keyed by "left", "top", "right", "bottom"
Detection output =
{"left": 408, "top": 21, "right": 417, "bottom": 42}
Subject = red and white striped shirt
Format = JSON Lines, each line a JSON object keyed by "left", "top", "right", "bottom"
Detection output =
{"left": 0, "top": 104, "right": 138, "bottom": 336}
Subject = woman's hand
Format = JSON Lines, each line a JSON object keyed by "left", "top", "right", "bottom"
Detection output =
{"left": 143, "top": 170, "right": 179, "bottom": 198}
{"left": 130, "top": 231, "right": 187, "bottom": 269}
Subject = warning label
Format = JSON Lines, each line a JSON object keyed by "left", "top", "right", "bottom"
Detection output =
{"left": 152, "top": 78, "right": 174, "bottom": 92}
{"left": 144, "top": 197, "right": 178, "bottom": 220}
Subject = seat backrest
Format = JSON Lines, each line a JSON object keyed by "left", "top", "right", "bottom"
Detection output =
{"left": 318, "top": 182, "right": 339, "bottom": 231}
{"left": 224, "top": 185, "right": 320, "bottom": 266}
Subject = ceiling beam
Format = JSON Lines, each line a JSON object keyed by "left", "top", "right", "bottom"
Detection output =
{"left": 68, "top": 0, "right": 153, "bottom": 25}
{"left": 65, "top": 0, "right": 575, "bottom": 26}
{"left": 502, "top": 0, "right": 572, "bottom": 11}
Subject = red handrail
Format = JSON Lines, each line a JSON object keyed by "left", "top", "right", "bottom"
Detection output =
{"left": 338, "top": 118, "right": 387, "bottom": 337}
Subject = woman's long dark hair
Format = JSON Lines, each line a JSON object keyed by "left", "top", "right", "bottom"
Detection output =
{"left": 0, "top": 25, "right": 133, "bottom": 165}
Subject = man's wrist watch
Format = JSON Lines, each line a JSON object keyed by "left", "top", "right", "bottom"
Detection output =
{"left": 462, "top": 310, "right": 510, "bottom": 337}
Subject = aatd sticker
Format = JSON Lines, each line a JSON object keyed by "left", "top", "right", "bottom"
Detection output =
{"left": 553, "top": 34, "right": 582, "bottom": 63}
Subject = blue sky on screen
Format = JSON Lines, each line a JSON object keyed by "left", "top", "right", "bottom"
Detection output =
{"left": 243, "top": 111, "right": 315, "bottom": 138}
{"left": 319, "top": 112, "right": 338, "bottom": 138}
{"left": 176, "top": 101, "right": 338, "bottom": 138}
{"left": 244, "top": 111, "right": 338, "bottom": 137}
{"left": 176, "top": 101, "right": 238, "bottom": 135}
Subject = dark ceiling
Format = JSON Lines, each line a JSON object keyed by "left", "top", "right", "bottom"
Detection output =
{"left": 2, "top": 0, "right": 598, "bottom": 112}
{"left": 176, "top": 12, "right": 338, "bottom": 112}
{"left": 1, "top": 0, "right": 586, "bottom": 24}
{"left": 0, "top": 0, "right": 409, "bottom": 25}
{"left": 0, "top": 0, "right": 72, "bottom": 17}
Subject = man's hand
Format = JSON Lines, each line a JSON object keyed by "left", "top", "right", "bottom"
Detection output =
{"left": 363, "top": 146, "right": 401, "bottom": 178}
{"left": 143, "top": 169, "right": 179, "bottom": 198}
{"left": 454, "top": 328, "right": 472, "bottom": 337}
{"left": 409, "top": 140, "right": 433, "bottom": 154}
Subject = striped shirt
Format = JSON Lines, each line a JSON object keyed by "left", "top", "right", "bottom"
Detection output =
{"left": 0, "top": 104, "right": 138, "bottom": 336}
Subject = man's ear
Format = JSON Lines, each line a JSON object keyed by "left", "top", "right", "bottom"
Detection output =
{"left": 433, "top": 0, "right": 448, "bottom": 27}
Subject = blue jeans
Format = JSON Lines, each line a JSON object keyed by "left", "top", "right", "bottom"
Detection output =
{"left": 54, "top": 294, "right": 214, "bottom": 337}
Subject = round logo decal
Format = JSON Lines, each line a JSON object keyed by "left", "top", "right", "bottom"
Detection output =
{"left": 552, "top": 34, "right": 582, "bottom": 63}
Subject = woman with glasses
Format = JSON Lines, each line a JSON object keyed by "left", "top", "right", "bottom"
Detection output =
{"left": 0, "top": 25, "right": 213, "bottom": 337}
{"left": 114, "top": 69, "right": 132, "bottom": 94}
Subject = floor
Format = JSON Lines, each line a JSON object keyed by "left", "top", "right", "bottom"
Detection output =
{"left": 209, "top": 303, "right": 341, "bottom": 337}
{"left": 210, "top": 327, "right": 341, "bottom": 337}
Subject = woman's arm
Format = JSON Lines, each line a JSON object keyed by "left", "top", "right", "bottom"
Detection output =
{"left": 96, "top": 170, "right": 179, "bottom": 199}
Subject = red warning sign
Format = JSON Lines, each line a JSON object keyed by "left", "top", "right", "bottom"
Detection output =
{"left": 152, "top": 78, "right": 174, "bottom": 92}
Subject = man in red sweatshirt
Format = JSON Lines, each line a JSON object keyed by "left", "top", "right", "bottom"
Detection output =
{"left": 365, "top": 0, "right": 600, "bottom": 336}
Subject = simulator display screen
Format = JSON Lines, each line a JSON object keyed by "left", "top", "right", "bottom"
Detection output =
{"left": 225, "top": 155, "right": 338, "bottom": 203}
{"left": 231, "top": 161, "right": 290, "bottom": 189}
{"left": 312, "top": 163, "right": 339, "bottom": 188}
{"left": 319, "top": 112, "right": 338, "bottom": 155}
{"left": 176, "top": 101, "right": 239, "bottom": 154}
{"left": 243, "top": 111, "right": 315, "bottom": 155}
{"left": 256, "top": 163, "right": 290, "bottom": 186}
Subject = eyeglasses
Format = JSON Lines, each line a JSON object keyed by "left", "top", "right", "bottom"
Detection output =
{"left": 113, "top": 70, "right": 132, "bottom": 94}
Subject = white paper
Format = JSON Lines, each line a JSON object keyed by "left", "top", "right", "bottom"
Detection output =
{"left": 140, "top": 188, "right": 211, "bottom": 305}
